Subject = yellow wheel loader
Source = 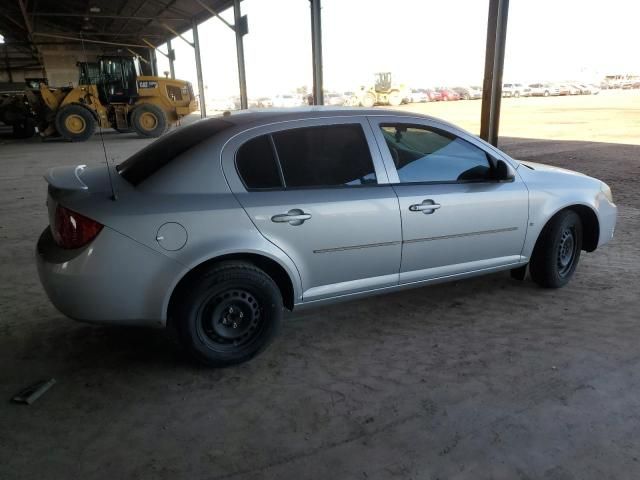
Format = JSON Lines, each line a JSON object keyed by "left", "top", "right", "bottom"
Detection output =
{"left": 356, "top": 72, "right": 409, "bottom": 108}
{"left": 25, "top": 56, "right": 197, "bottom": 142}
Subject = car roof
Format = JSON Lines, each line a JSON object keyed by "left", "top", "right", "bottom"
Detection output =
{"left": 217, "top": 106, "right": 441, "bottom": 127}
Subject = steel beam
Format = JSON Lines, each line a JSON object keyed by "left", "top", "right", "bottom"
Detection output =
{"left": 310, "top": 0, "right": 323, "bottom": 105}
{"left": 192, "top": 20, "right": 207, "bottom": 118}
{"left": 33, "top": 32, "right": 147, "bottom": 48}
{"left": 148, "top": 48, "right": 158, "bottom": 75}
{"left": 233, "top": 0, "right": 248, "bottom": 109}
{"left": 29, "top": 12, "right": 189, "bottom": 21}
{"left": 194, "top": 0, "right": 235, "bottom": 31}
{"left": 480, "top": 0, "right": 510, "bottom": 146}
{"left": 167, "top": 38, "right": 175, "bottom": 79}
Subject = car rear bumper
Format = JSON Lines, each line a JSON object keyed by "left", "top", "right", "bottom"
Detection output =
{"left": 36, "top": 226, "right": 185, "bottom": 327}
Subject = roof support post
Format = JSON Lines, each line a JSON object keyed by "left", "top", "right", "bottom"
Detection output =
{"left": 192, "top": 20, "right": 207, "bottom": 118}
{"left": 167, "top": 38, "right": 175, "bottom": 79}
{"left": 480, "top": 0, "right": 509, "bottom": 146}
{"left": 309, "top": 0, "right": 324, "bottom": 105}
{"left": 233, "top": 0, "right": 248, "bottom": 109}
{"left": 148, "top": 48, "right": 158, "bottom": 76}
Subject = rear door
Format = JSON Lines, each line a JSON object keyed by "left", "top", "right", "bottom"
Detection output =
{"left": 368, "top": 115, "right": 529, "bottom": 283}
{"left": 222, "top": 117, "right": 402, "bottom": 302}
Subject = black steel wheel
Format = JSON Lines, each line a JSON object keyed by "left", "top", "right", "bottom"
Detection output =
{"left": 530, "top": 210, "right": 583, "bottom": 288}
{"left": 173, "top": 262, "right": 283, "bottom": 366}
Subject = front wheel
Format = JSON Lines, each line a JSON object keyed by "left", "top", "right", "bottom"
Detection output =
{"left": 530, "top": 210, "right": 582, "bottom": 288}
{"left": 361, "top": 93, "right": 376, "bottom": 108}
{"left": 54, "top": 104, "right": 96, "bottom": 142}
{"left": 173, "top": 262, "right": 283, "bottom": 366}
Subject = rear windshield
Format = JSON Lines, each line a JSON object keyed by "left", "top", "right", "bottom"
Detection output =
{"left": 117, "top": 118, "right": 233, "bottom": 185}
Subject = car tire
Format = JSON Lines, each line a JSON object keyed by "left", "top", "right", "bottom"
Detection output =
{"left": 529, "top": 210, "right": 582, "bottom": 288}
{"left": 173, "top": 262, "right": 283, "bottom": 367}
{"left": 543, "top": 90, "right": 550, "bottom": 97}
{"left": 131, "top": 104, "right": 168, "bottom": 138}
{"left": 514, "top": 91, "right": 520, "bottom": 98}
{"left": 54, "top": 104, "right": 96, "bottom": 142}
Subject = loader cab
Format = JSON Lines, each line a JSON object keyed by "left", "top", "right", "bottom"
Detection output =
{"left": 78, "top": 62, "right": 100, "bottom": 86}
{"left": 95, "top": 56, "right": 141, "bottom": 104}
{"left": 375, "top": 72, "right": 392, "bottom": 92}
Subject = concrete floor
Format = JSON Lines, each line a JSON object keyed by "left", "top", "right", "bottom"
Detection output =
{"left": 1, "top": 100, "right": 639, "bottom": 479}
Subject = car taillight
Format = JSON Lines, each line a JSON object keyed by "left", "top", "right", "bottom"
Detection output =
{"left": 51, "top": 205, "right": 103, "bottom": 249}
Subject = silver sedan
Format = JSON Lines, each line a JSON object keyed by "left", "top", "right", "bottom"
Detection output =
{"left": 36, "top": 108, "right": 617, "bottom": 366}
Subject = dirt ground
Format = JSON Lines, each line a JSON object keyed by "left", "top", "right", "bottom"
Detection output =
{"left": 1, "top": 91, "right": 639, "bottom": 479}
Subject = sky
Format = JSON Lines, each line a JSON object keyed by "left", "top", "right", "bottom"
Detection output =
{"left": 156, "top": 0, "right": 640, "bottom": 99}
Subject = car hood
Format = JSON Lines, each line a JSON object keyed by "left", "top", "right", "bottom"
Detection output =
{"left": 518, "top": 160, "right": 587, "bottom": 177}
{"left": 516, "top": 160, "right": 603, "bottom": 191}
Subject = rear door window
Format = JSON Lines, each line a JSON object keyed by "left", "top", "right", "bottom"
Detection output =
{"left": 235, "top": 135, "right": 283, "bottom": 189}
{"left": 271, "top": 124, "right": 377, "bottom": 188}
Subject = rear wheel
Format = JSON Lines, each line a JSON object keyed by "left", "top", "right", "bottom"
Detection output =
{"left": 543, "top": 90, "right": 550, "bottom": 97}
{"left": 530, "top": 210, "right": 582, "bottom": 288}
{"left": 55, "top": 105, "right": 96, "bottom": 142}
{"left": 131, "top": 104, "right": 168, "bottom": 138}
{"left": 173, "top": 262, "right": 283, "bottom": 366}
{"left": 388, "top": 91, "right": 402, "bottom": 107}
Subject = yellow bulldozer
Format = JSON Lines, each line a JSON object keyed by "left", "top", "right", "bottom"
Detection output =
{"left": 24, "top": 55, "right": 197, "bottom": 142}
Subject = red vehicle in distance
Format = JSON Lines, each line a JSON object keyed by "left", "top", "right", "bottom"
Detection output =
{"left": 435, "top": 87, "right": 461, "bottom": 101}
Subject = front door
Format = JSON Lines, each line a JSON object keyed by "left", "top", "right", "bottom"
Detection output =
{"left": 222, "top": 117, "right": 402, "bottom": 302}
{"left": 369, "top": 117, "right": 529, "bottom": 283}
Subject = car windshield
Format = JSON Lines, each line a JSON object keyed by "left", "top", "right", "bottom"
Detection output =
{"left": 117, "top": 118, "right": 233, "bottom": 185}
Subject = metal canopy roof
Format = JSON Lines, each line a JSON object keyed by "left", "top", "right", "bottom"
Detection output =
{"left": 1, "top": 0, "right": 233, "bottom": 72}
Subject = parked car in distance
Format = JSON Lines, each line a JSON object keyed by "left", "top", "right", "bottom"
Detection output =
{"left": 256, "top": 97, "right": 274, "bottom": 108}
{"left": 426, "top": 88, "right": 442, "bottom": 102}
{"left": 325, "top": 92, "right": 345, "bottom": 106}
{"left": 409, "top": 89, "right": 430, "bottom": 103}
{"left": 502, "top": 83, "right": 530, "bottom": 97}
{"left": 567, "top": 84, "right": 582, "bottom": 95}
{"left": 588, "top": 84, "right": 601, "bottom": 95}
{"left": 528, "top": 83, "right": 560, "bottom": 96}
{"left": 435, "top": 87, "right": 460, "bottom": 101}
{"left": 557, "top": 84, "right": 572, "bottom": 96}
{"left": 272, "top": 94, "right": 302, "bottom": 108}
{"left": 36, "top": 108, "right": 617, "bottom": 366}
{"left": 452, "top": 86, "right": 482, "bottom": 100}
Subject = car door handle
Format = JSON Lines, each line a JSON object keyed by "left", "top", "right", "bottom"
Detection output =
{"left": 271, "top": 209, "right": 312, "bottom": 225}
{"left": 409, "top": 201, "right": 441, "bottom": 213}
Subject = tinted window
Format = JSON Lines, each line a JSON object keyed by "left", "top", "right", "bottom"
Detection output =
{"left": 236, "top": 135, "right": 282, "bottom": 189}
{"left": 272, "top": 124, "right": 376, "bottom": 188}
{"left": 118, "top": 118, "right": 233, "bottom": 185}
{"left": 380, "top": 125, "right": 492, "bottom": 183}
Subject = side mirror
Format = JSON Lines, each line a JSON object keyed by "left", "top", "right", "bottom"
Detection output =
{"left": 494, "top": 159, "right": 515, "bottom": 181}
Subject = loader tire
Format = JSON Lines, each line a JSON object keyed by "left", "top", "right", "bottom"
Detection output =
{"left": 55, "top": 105, "right": 96, "bottom": 142}
{"left": 131, "top": 104, "right": 168, "bottom": 138}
